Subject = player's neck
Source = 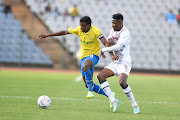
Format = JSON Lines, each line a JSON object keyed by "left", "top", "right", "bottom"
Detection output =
{"left": 115, "top": 26, "right": 123, "bottom": 31}
{"left": 86, "top": 26, "right": 92, "bottom": 33}
{"left": 119, "top": 26, "right": 123, "bottom": 31}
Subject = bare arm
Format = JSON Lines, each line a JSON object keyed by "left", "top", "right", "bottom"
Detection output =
{"left": 99, "top": 37, "right": 108, "bottom": 47}
{"left": 99, "top": 37, "right": 115, "bottom": 58}
{"left": 107, "top": 38, "right": 115, "bottom": 57}
{"left": 102, "top": 31, "right": 129, "bottom": 52}
{"left": 102, "top": 42, "right": 124, "bottom": 52}
{"left": 37, "top": 30, "right": 70, "bottom": 39}
{"left": 99, "top": 37, "right": 108, "bottom": 58}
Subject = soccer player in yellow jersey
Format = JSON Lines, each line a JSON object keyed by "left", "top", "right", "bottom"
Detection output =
{"left": 37, "top": 16, "right": 112, "bottom": 99}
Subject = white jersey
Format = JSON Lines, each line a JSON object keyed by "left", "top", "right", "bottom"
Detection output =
{"left": 107, "top": 27, "right": 131, "bottom": 63}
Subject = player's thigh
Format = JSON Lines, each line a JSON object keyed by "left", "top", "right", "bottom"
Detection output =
{"left": 97, "top": 68, "right": 114, "bottom": 80}
{"left": 82, "top": 55, "right": 99, "bottom": 72}
{"left": 116, "top": 62, "right": 131, "bottom": 76}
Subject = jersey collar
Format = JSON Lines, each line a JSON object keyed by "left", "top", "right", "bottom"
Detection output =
{"left": 85, "top": 26, "right": 92, "bottom": 33}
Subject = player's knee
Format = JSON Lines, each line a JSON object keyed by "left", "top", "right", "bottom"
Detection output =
{"left": 97, "top": 74, "right": 105, "bottom": 81}
{"left": 97, "top": 74, "right": 101, "bottom": 81}
{"left": 97, "top": 73, "right": 106, "bottom": 84}
{"left": 119, "top": 81, "right": 127, "bottom": 88}
{"left": 83, "top": 65, "right": 89, "bottom": 72}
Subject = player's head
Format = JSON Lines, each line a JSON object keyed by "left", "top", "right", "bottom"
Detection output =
{"left": 80, "top": 16, "right": 91, "bottom": 32}
{"left": 112, "top": 13, "right": 123, "bottom": 31}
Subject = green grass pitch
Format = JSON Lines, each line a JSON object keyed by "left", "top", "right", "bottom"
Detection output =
{"left": 0, "top": 70, "right": 180, "bottom": 120}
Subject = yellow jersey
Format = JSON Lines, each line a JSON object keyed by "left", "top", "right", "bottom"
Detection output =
{"left": 68, "top": 26, "right": 104, "bottom": 59}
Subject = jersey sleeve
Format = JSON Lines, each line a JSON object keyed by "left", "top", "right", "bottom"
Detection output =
{"left": 102, "top": 30, "right": 130, "bottom": 52}
{"left": 68, "top": 26, "right": 80, "bottom": 35}
{"left": 107, "top": 28, "right": 114, "bottom": 40}
{"left": 96, "top": 28, "right": 104, "bottom": 40}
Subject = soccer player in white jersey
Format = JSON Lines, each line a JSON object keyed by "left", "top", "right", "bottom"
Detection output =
{"left": 97, "top": 13, "right": 140, "bottom": 114}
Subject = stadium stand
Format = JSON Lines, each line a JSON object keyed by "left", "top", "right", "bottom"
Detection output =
{"left": 0, "top": 0, "right": 53, "bottom": 66}
{"left": 1, "top": 0, "right": 177, "bottom": 72}
{"left": 23, "top": 0, "right": 180, "bottom": 72}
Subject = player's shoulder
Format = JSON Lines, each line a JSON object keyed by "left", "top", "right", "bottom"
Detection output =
{"left": 110, "top": 28, "right": 114, "bottom": 32}
{"left": 121, "top": 27, "right": 130, "bottom": 35}
{"left": 91, "top": 26, "right": 102, "bottom": 36}
{"left": 69, "top": 26, "right": 81, "bottom": 30}
{"left": 74, "top": 26, "right": 81, "bottom": 32}
{"left": 76, "top": 26, "right": 81, "bottom": 29}
{"left": 91, "top": 25, "right": 101, "bottom": 31}
{"left": 122, "top": 27, "right": 130, "bottom": 33}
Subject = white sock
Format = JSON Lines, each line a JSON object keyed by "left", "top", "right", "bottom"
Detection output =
{"left": 123, "top": 86, "right": 138, "bottom": 107}
{"left": 101, "top": 81, "right": 115, "bottom": 103}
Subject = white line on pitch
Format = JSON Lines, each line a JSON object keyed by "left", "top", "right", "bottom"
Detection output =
{"left": 0, "top": 96, "right": 180, "bottom": 105}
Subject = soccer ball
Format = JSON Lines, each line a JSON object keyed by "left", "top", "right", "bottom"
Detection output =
{"left": 37, "top": 95, "right": 51, "bottom": 108}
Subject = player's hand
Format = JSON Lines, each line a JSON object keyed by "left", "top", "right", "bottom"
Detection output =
{"left": 108, "top": 38, "right": 114, "bottom": 47}
{"left": 37, "top": 34, "right": 48, "bottom": 39}
{"left": 100, "top": 50, "right": 106, "bottom": 58}
{"left": 111, "top": 55, "right": 120, "bottom": 61}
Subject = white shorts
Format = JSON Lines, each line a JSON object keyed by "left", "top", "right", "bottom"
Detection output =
{"left": 104, "top": 61, "right": 131, "bottom": 77}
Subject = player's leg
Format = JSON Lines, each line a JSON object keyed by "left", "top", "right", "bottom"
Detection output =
{"left": 82, "top": 76, "right": 88, "bottom": 88}
{"left": 91, "top": 73, "right": 107, "bottom": 97}
{"left": 82, "top": 75, "right": 94, "bottom": 99}
{"left": 82, "top": 59, "right": 93, "bottom": 91}
{"left": 82, "top": 54, "right": 107, "bottom": 99}
{"left": 81, "top": 58, "right": 94, "bottom": 99}
{"left": 82, "top": 54, "right": 101, "bottom": 98}
{"left": 97, "top": 68, "right": 119, "bottom": 112}
{"left": 82, "top": 75, "right": 107, "bottom": 97}
{"left": 118, "top": 65, "right": 139, "bottom": 114}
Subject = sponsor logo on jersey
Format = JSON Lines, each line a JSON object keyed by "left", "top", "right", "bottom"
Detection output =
{"left": 80, "top": 39, "right": 93, "bottom": 44}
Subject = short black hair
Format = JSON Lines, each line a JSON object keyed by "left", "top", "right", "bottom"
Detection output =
{"left": 112, "top": 13, "right": 123, "bottom": 21}
{"left": 80, "top": 16, "right": 91, "bottom": 25}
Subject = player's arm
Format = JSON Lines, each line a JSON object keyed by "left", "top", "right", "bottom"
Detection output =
{"left": 99, "top": 36, "right": 108, "bottom": 58}
{"left": 99, "top": 37, "right": 108, "bottom": 47}
{"left": 102, "top": 31, "right": 128, "bottom": 52}
{"left": 99, "top": 28, "right": 113, "bottom": 47}
{"left": 37, "top": 30, "right": 70, "bottom": 39}
{"left": 107, "top": 38, "right": 115, "bottom": 54}
{"left": 105, "top": 38, "right": 120, "bottom": 61}
{"left": 102, "top": 41, "right": 124, "bottom": 52}
{"left": 106, "top": 29, "right": 116, "bottom": 57}
{"left": 107, "top": 28, "right": 114, "bottom": 47}
{"left": 99, "top": 36, "right": 115, "bottom": 59}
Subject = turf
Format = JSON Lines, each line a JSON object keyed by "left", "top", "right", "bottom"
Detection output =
{"left": 0, "top": 70, "right": 180, "bottom": 120}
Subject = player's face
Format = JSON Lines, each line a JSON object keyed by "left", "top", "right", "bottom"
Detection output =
{"left": 112, "top": 20, "right": 122, "bottom": 31}
{"left": 80, "top": 22, "right": 91, "bottom": 32}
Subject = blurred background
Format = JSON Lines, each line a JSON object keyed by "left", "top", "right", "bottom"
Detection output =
{"left": 0, "top": 0, "right": 180, "bottom": 74}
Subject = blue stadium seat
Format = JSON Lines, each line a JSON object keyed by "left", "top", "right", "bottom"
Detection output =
{"left": 23, "top": 0, "right": 180, "bottom": 71}
{"left": 0, "top": 7, "right": 53, "bottom": 65}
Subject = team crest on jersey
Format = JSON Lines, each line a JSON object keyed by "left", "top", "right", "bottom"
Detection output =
{"left": 88, "top": 35, "right": 92, "bottom": 39}
{"left": 113, "top": 32, "right": 120, "bottom": 41}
